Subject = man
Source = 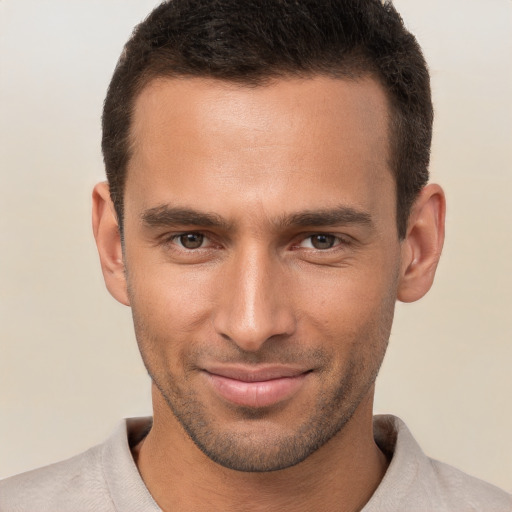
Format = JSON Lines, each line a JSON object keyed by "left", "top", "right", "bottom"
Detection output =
{"left": 1, "top": 0, "right": 510, "bottom": 510}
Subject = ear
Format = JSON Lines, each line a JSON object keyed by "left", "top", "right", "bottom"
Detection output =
{"left": 92, "top": 182, "right": 130, "bottom": 306}
{"left": 397, "top": 183, "right": 446, "bottom": 303}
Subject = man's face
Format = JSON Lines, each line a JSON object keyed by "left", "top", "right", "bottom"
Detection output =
{"left": 122, "top": 76, "right": 401, "bottom": 471}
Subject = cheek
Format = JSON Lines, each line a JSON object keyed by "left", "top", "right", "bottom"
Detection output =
{"left": 128, "top": 252, "right": 215, "bottom": 323}
{"left": 293, "top": 264, "right": 398, "bottom": 358}
{"left": 296, "top": 261, "right": 397, "bottom": 316}
{"left": 125, "top": 257, "right": 220, "bottom": 372}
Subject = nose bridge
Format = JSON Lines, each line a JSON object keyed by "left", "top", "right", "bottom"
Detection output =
{"left": 214, "top": 241, "right": 295, "bottom": 352}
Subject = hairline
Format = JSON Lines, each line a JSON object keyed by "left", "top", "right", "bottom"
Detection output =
{"left": 115, "top": 69, "right": 407, "bottom": 238}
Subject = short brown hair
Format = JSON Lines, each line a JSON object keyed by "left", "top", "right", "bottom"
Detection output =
{"left": 102, "top": 0, "right": 432, "bottom": 238}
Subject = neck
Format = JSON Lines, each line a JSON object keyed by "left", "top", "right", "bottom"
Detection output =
{"left": 134, "top": 385, "right": 388, "bottom": 512}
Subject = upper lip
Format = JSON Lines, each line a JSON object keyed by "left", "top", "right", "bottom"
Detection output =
{"left": 203, "top": 365, "right": 310, "bottom": 382}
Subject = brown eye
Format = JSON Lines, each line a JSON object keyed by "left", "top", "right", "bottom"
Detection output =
{"left": 178, "top": 233, "right": 204, "bottom": 249}
{"left": 310, "top": 234, "right": 337, "bottom": 249}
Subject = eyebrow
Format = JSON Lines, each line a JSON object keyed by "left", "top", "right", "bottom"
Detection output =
{"left": 141, "top": 205, "right": 232, "bottom": 230}
{"left": 276, "top": 207, "right": 373, "bottom": 229}
{"left": 141, "top": 204, "right": 373, "bottom": 231}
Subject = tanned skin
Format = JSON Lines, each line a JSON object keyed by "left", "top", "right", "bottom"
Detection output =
{"left": 93, "top": 76, "right": 445, "bottom": 512}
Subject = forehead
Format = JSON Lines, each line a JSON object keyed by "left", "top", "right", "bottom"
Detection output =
{"left": 126, "top": 75, "right": 394, "bottom": 226}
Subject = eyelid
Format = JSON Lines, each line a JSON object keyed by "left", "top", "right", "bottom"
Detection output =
{"left": 159, "top": 230, "right": 353, "bottom": 252}
{"left": 295, "top": 233, "right": 351, "bottom": 249}
{"left": 162, "top": 231, "right": 213, "bottom": 250}
{"left": 177, "top": 232, "right": 202, "bottom": 243}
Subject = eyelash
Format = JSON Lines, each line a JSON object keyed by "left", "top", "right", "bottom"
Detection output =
{"left": 163, "top": 232, "right": 351, "bottom": 252}
{"left": 295, "top": 234, "right": 348, "bottom": 250}
{"left": 164, "top": 232, "right": 213, "bottom": 251}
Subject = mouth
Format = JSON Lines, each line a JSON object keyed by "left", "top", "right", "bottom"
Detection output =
{"left": 202, "top": 365, "right": 312, "bottom": 408}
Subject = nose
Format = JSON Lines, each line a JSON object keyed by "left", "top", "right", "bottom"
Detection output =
{"left": 213, "top": 245, "right": 296, "bottom": 352}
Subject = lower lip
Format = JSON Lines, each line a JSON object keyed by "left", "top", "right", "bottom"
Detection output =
{"left": 204, "top": 372, "right": 309, "bottom": 408}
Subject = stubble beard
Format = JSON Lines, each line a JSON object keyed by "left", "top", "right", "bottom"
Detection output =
{"left": 132, "top": 315, "right": 392, "bottom": 473}
{"left": 153, "top": 356, "right": 380, "bottom": 472}
{"left": 127, "top": 259, "right": 397, "bottom": 473}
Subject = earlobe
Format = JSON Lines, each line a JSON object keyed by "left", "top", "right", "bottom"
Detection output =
{"left": 92, "top": 182, "right": 130, "bottom": 306}
{"left": 397, "top": 184, "right": 446, "bottom": 303}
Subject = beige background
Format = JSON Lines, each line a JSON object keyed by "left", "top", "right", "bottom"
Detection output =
{"left": 1, "top": 0, "right": 511, "bottom": 492}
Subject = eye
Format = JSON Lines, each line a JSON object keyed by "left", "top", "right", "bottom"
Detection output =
{"left": 174, "top": 232, "right": 205, "bottom": 249}
{"left": 300, "top": 234, "right": 340, "bottom": 250}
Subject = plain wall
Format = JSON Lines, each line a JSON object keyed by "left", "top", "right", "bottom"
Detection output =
{"left": 1, "top": 0, "right": 511, "bottom": 492}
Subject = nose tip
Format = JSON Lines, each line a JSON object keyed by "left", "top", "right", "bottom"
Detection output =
{"left": 216, "top": 306, "right": 295, "bottom": 352}
{"left": 213, "top": 254, "right": 296, "bottom": 352}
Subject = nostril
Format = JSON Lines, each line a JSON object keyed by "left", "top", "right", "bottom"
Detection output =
{"left": 213, "top": 313, "right": 296, "bottom": 353}
{"left": 212, "top": 256, "right": 296, "bottom": 350}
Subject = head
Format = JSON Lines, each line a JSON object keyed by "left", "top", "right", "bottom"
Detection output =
{"left": 94, "top": 0, "right": 444, "bottom": 473}
{"left": 102, "top": 0, "right": 433, "bottom": 239}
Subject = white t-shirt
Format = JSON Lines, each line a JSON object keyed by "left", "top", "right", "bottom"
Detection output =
{"left": 1, "top": 415, "right": 510, "bottom": 511}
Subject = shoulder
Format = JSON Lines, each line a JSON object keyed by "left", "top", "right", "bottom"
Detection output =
{"left": 367, "top": 415, "right": 512, "bottom": 512}
{"left": 0, "top": 444, "right": 115, "bottom": 512}
{"left": 426, "top": 457, "right": 512, "bottom": 511}
{"left": 0, "top": 417, "right": 156, "bottom": 512}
